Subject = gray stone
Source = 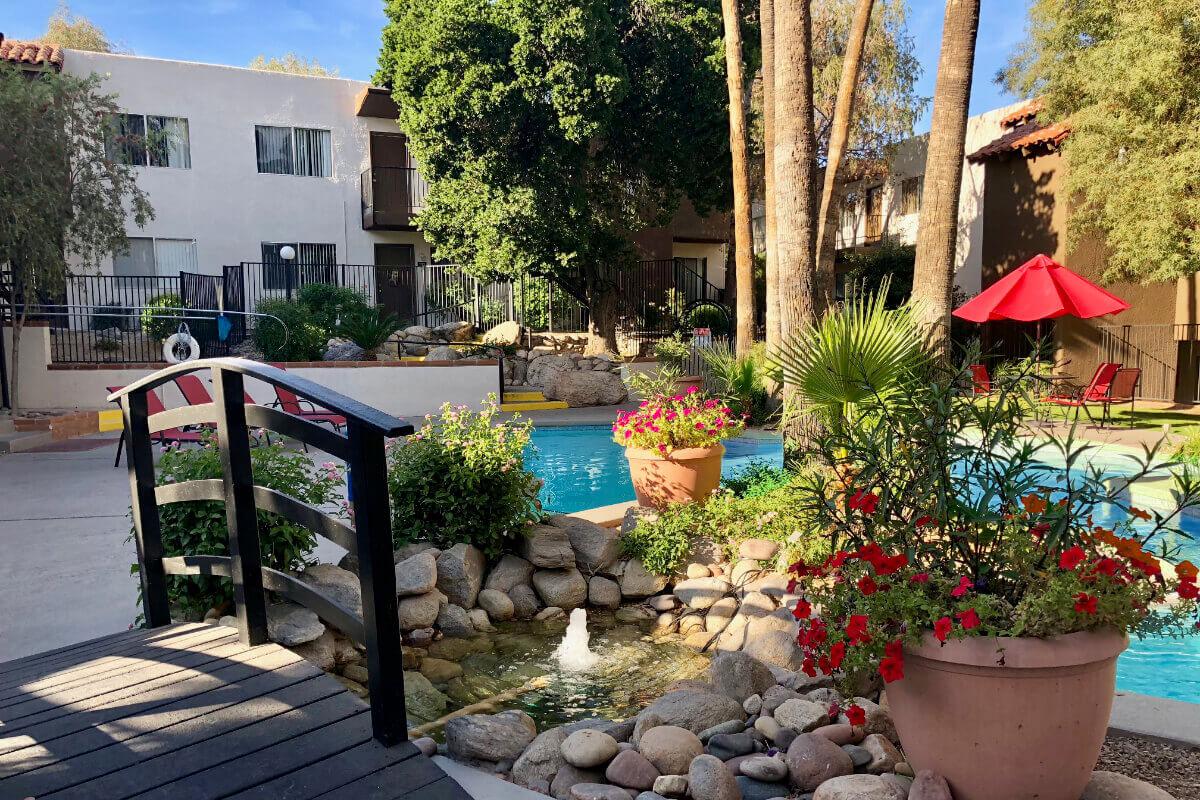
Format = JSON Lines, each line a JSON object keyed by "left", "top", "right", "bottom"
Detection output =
{"left": 638, "top": 793, "right": 670, "bottom": 800}
{"left": 636, "top": 691, "right": 744, "bottom": 741}
{"left": 637, "top": 725, "right": 704, "bottom": 775}
{"left": 404, "top": 324, "right": 435, "bottom": 339}
{"left": 468, "top": 608, "right": 494, "bottom": 632}
{"left": 624, "top": 561, "right": 672, "bottom": 597}
{"left": 588, "top": 576, "right": 622, "bottom": 609}
{"left": 446, "top": 709, "right": 537, "bottom": 762}
{"left": 753, "top": 716, "right": 781, "bottom": 742}
{"left": 805, "top": 688, "right": 843, "bottom": 707}
{"left": 395, "top": 551, "right": 438, "bottom": 597}
{"left": 739, "top": 756, "right": 788, "bottom": 783}
{"left": 537, "top": 606, "right": 567, "bottom": 621}
{"left": 743, "top": 694, "right": 762, "bottom": 716}
{"left": 544, "top": 370, "right": 628, "bottom": 407}
{"left": 436, "top": 544, "right": 486, "bottom": 608}
{"left": 812, "top": 724, "right": 859, "bottom": 746}
{"left": 706, "top": 731, "right": 756, "bottom": 761}
{"left": 298, "top": 564, "right": 362, "bottom": 618}
{"left": 510, "top": 584, "right": 543, "bottom": 619}
{"left": 533, "top": 568, "right": 589, "bottom": 609}
{"left": 652, "top": 775, "right": 688, "bottom": 797}
{"left": 477, "top": 588, "right": 516, "bottom": 621}
{"left": 841, "top": 744, "right": 871, "bottom": 769}
{"left": 266, "top": 602, "right": 325, "bottom": 646}
{"left": 704, "top": 597, "right": 739, "bottom": 634}
{"left": 570, "top": 784, "right": 634, "bottom": 800}
{"left": 522, "top": 524, "right": 577, "bottom": 568}
{"left": 810, "top": 774, "right": 906, "bottom": 800}
{"left": 698, "top": 719, "right": 746, "bottom": 742}
{"left": 413, "top": 737, "right": 437, "bottom": 757}
{"left": 424, "top": 344, "right": 461, "bottom": 360}
{"left": 648, "top": 594, "right": 677, "bottom": 611}
{"left": 601, "top": 719, "right": 636, "bottom": 743}
{"left": 324, "top": 340, "right": 365, "bottom": 361}
{"left": 773, "top": 728, "right": 797, "bottom": 751}
{"left": 436, "top": 603, "right": 476, "bottom": 638}
{"left": 483, "top": 320, "right": 524, "bottom": 346}
{"left": 741, "top": 609, "right": 802, "bottom": 670}
{"left": 673, "top": 578, "right": 732, "bottom": 610}
{"left": 419, "top": 657, "right": 463, "bottom": 682}
{"left": 550, "top": 514, "right": 622, "bottom": 576}
{"left": 709, "top": 651, "right": 776, "bottom": 703}
{"left": 736, "top": 776, "right": 786, "bottom": 800}
{"left": 837, "top": 697, "right": 896, "bottom": 741}
{"left": 513, "top": 725, "right": 571, "bottom": 787}
{"left": 434, "top": 320, "right": 475, "bottom": 342}
{"left": 403, "top": 671, "right": 449, "bottom": 721}
{"left": 485, "top": 554, "right": 536, "bottom": 592}
{"left": 616, "top": 606, "right": 657, "bottom": 623}
{"left": 774, "top": 698, "right": 831, "bottom": 733}
{"left": 1081, "top": 771, "right": 1177, "bottom": 800}
{"left": 859, "top": 734, "right": 900, "bottom": 774}
{"left": 394, "top": 542, "right": 440, "bottom": 562}
{"left": 561, "top": 729, "right": 620, "bottom": 768}
{"left": 881, "top": 774, "right": 913, "bottom": 795}
{"left": 785, "top": 733, "right": 854, "bottom": 792}
{"left": 427, "top": 635, "right": 475, "bottom": 661}
{"left": 688, "top": 753, "right": 741, "bottom": 800}
{"left": 398, "top": 590, "right": 445, "bottom": 630}
{"left": 907, "top": 770, "right": 953, "bottom": 800}
{"left": 738, "top": 539, "right": 780, "bottom": 561}
{"left": 621, "top": 505, "right": 659, "bottom": 536}
{"left": 605, "top": 749, "right": 660, "bottom": 791}
{"left": 289, "top": 629, "right": 335, "bottom": 670}
{"left": 551, "top": 765, "right": 606, "bottom": 800}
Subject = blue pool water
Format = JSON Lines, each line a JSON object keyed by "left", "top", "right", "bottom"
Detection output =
{"left": 526, "top": 425, "right": 1199, "bottom": 703}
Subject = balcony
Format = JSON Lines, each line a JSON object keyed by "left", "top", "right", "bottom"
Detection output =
{"left": 360, "top": 167, "right": 428, "bottom": 230}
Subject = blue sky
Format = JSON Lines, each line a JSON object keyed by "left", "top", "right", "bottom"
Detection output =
{"left": 6, "top": 0, "right": 1030, "bottom": 132}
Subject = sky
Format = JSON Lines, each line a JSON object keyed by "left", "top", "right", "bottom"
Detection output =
{"left": 4, "top": 0, "right": 1031, "bottom": 133}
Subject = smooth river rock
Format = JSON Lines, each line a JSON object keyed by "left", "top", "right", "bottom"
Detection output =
{"left": 605, "top": 749, "right": 660, "bottom": 791}
{"left": 811, "top": 774, "right": 907, "bottom": 800}
{"left": 522, "top": 524, "right": 577, "bottom": 569}
{"left": 551, "top": 765, "right": 606, "bottom": 800}
{"left": 445, "top": 709, "right": 536, "bottom": 762}
{"left": 510, "top": 584, "right": 543, "bottom": 619}
{"left": 637, "top": 725, "right": 704, "bottom": 776}
{"left": 513, "top": 725, "right": 571, "bottom": 787}
{"left": 637, "top": 691, "right": 744, "bottom": 740}
{"left": 533, "top": 568, "right": 589, "bottom": 610}
{"left": 588, "top": 576, "right": 622, "bottom": 609}
{"left": 673, "top": 577, "right": 732, "bottom": 610}
{"left": 688, "top": 754, "right": 741, "bottom": 800}
{"left": 620, "top": 559, "right": 669, "bottom": 598}
{"left": 484, "top": 554, "right": 536, "bottom": 592}
{"left": 774, "top": 698, "right": 831, "bottom": 733}
{"left": 738, "top": 755, "right": 788, "bottom": 782}
{"left": 786, "top": 733, "right": 855, "bottom": 792}
{"left": 1081, "top": 771, "right": 1178, "bottom": 800}
{"left": 398, "top": 590, "right": 443, "bottom": 630}
{"left": 652, "top": 774, "right": 688, "bottom": 797}
{"left": 298, "top": 564, "right": 362, "bottom": 618}
{"left": 569, "top": 784, "right": 634, "bottom": 800}
{"left": 477, "top": 588, "right": 515, "bottom": 621}
{"left": 561, "top": 729, "right": 620, "bottom": 769}
{"left": 395, "top": 550, "right": 438, "bottom": 597}
{"left": 907, "top": 769, "right": 953, "bottom": 800}
{"left": 709, "top": 651, "right": 776, "bottom": 703}
{"left": 265, "top": 602, "right": 324, "bottom": 646}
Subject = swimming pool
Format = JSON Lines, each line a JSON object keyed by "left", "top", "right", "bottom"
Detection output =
{"left": 526, "top": 425, "right": 1199, "bottom": 704}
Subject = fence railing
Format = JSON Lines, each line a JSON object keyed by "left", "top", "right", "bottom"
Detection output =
{"left": 1098, "top": 323, "right": 1199, "bottom": 403}
{"left": 360, "top": 167, "right": 429, "bottom": 230}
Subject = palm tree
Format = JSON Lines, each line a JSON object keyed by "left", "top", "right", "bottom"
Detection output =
{"left": 760, "top": 0, "right": 780, "bottom": 350}
{"left": 722, "top": 0, "right": 755, "bottom": 356}
{"left": 815, "top": 0, "right": 875, "bottom": 295}
{"left": 911, "top": 0, "right": 981, "bottom": 353}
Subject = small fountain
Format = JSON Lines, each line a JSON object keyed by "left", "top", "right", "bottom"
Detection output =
{"left": 554, "top": 608, "right": 602, "bottom": 671}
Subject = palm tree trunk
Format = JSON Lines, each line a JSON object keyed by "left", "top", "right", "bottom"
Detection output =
{"left": 815, "top": 0, "right": 875, "bottom": 299}
{"left": 911, "top": 0, "right": 981, "bottom": 354}
{"left": 722, "top": 0, "right": 755, "bottom": 357}
{"left": 760, "top": 0, "right": 781, "bottom": 350}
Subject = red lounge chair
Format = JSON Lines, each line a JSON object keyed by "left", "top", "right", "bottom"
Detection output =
{"left": 107, "top": 385, "right": 205, "bottom": 467}
{"left": 267, "top": 367, "right": 347, "bottom": 431}
{"left": 969, "top": 364, "right": 993, "bottom": 396}
{"left": 1044, "top": 362, "right": 1122, "bottom": 425}
{"left": 173, "top": 373, "right": 257, "bottom": 407}
{"left": 1099, "top": 368, "right": 1141, "bottom": 428}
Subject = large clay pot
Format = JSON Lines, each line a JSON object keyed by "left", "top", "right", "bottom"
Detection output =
{"left": 625, "top": 444, "right": 725, "bottom": 507}
{"left": 887, "top": 629, "right": 1127, "bottom": 800}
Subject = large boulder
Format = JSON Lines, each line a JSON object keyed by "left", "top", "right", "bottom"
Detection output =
{"left": 485, "top": 554, "right": 536, "bottom": 592}
{"left": 673, "top": 578, "right": 731, "bottom": 610}
{"left": 635, "top": 690, "right": 744, "bottom": 739}
{"left": 708, "top": 651, "right": 775, "bottom": 703}
{"left": 398, "top": 590, "right": 444, "bottom": 630}
{"left": 510, "top": 584, "right": 543, "bottom": 619}
{"left": 484, "top": 320, "right": 524, "bottom": 346}
{"left": 588, "top": 576, "right": 622, "bottom": 609}
{"left": 550, "top": 514, "right": 621, "bottom": 576}
{"left": 404, "top": 324, "right": 435, "bottom": 340}
{"left": 434, "top": 320, "right": 475, "bottom": 342}
{"left": 526, "top": 354, "right": 577, "bottom": 387}
{"left": 424, "top": 345, "right": 460, "bottom": 361}
{"left": 445, "top": 709, "right": 537, "bottom": 762}
{"left": 774, "top": 698, "right": 831, "bottom": 733}
{"left": 266, "top": 602, "right": 325, "bottom": 646}
{"left": 811, "top": 774, "right": 907, "bottom": 800}
{"left": 403, "top": 671, "right": 450, "bottom": 721}
{"left": 688, "top": 754, "right": 741, "bottom": 800}
{"left": 544, "top": 370, "right": 628, "bottom": 407}
{"left": 436, "top": 544, "right": 486, "bottom": 608}
{"left": 533, "top": 568, "right": 589, "bottom": 609}
{"left": 637, "top": 725, "right": 704, "bottom": 776}
{"left": 1081, "top": 771, "right": 1177, "bottom": 800}
{"left": 619, "top": 559, "right": 669, "bottom": 598}
{"left": 513, "top": 726, "right": 571, "bottom": 787}
{"left": 551, "top": 765, "right": 606, "bottom": 800}
{"left": 785, "top": 733, "right": 854, "bottom": 792}
{"left": 741, "top": 608, "right": 803, "bottom": 670}
{"left": 298, "top": 564, "right": 362, "bottom": 618}
{"left": 477, "top": 589, "right": 516, "bottom": 621}
{"left": 324, "top": 339, "right": 365, "bottom": 361}
{"left": 395, "top": 550, "right": 438, "bottom": 597}
{"left": 521, "top": 525, "right": 577, "bottom": 569}
{"left": 436, "top": 603, "right": 476, "bottom": 638}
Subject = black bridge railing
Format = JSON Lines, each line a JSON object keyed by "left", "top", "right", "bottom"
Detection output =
{"left": 109, "top": 358, "right": 414, "bottom": 745}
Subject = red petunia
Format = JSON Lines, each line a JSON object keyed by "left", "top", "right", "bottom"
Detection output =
{"left": 951, "top": 576, "right": 973, "bottom": 598}
{"left": 884, "top": 639, "right": 904, "bottom": 660}
{"left": 857, "top": 575, "right": 879, "bottom": 596}
{"left": 849, "top": 490, "right": 880, "bottom": 515}
{"left": 828, "top": 702, "right": 842, "bottom": 719}
{"left": 879, "top": 655, "right": 904, "bottom": 683}
{"left": 915, "top": 515, "right": 934, "bottom": 527}
{"left": 956, "top": 608, "right": 981, "bottom": 630}
{"left": 828, "top": 641, "right": 846, "bottom": 669}
{"left": 856, "top": 543, "right": 885, "bottom": 566}
{"left": 786, "top": 578, "right": 799, "bottom": 593}
{"left": 845, "top": 703, "right": 867, "bottom": 727}
{"left": 792, "top": 599, "right": 813, "bottom": 620}
{"left": 1092, "top": 557, "right": 1121, "bottom": 577}
{"left": 933, "top": 616, "right": 953, "bottom": 643}
{"left": 801, "top": 657, "right": 817, "bottom": 677}
{"left": 876, "top": 554, "right": 909, "bottom": 576}
{"left": 1031, "top": 522, "right": 1050, "bottom": 539}
{"left": 1059, "top": 546, "right": 1087, "bottom": 571}
{"left": 1178, "top": 578, "right": 1199, "bottom": 600}
{"left": 845, "top": 614, "right": 872, "bottom": 645}
{"left": 1074, "top": 592, "right": 1099, "bottom": 615}
{"left": 818, "top": 655, "right": 832, "bottom": 675}
{"left": 910, "top": 572, "right": 931, "bottom": 584}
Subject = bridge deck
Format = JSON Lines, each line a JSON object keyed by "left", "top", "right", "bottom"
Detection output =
{"left": 0, "top": 622, "right": 468, "bottom": 800}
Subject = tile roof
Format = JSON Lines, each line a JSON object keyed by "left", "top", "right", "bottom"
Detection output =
{"left": 967, "top": 119, "right": 1070, "bottom": 162}
{"left": 1000, "top": 99, "right": 1044, "bottom": 129}
{"left": 0, "top": 35, "right": 65, "bottom": 70}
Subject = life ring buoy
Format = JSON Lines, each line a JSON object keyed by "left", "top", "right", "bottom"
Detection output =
{"left": 163, "top": 332, "right": 201, "bottom": 363}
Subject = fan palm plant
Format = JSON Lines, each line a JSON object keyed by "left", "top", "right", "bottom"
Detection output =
{"left": 701, "top": 342, "right": 773, "bottom": 424}
{"left": 336, "top": 305, "right": 400, "bottom": 359}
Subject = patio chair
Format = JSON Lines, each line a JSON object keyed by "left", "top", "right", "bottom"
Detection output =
{"left": 174, "top": 374, "right": 271, "bottom": 444}
{"left": 969, "top": 364, "right": 993, "bottom": 397}
{"left": 107, "top": 385, "right": 205, "bottom": 467}
{"left": 1043, "top": 362, "right": 1122, "bottom": 426}
{"left": 1099, "top": 368, "right": 1141, "bottom": 428}
{"left": 266, "top": 366, "right": 348, "bottom": 432}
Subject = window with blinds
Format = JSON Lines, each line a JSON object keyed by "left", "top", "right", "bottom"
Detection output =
{"left": 261, "top": 242, "right": 337, "bottom": 290}
{"left": 113, "top": 237, "right": 197, "bottom": 278}
{"left": 899, "top": 176, "right": 923, "bottom": 216}
{"left": 113, "top": 237, "right": 155, "bottom": 277}
{"left": 106, "top": 113, "right": 147, "bottom": 167}
{"left": 106, "top": 113, "right": 191, "bottom": 168}
{"left": 255, "top": 126, "right": 331, "bottom": 177}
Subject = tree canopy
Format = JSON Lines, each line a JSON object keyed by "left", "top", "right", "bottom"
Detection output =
{"left": 376, "top": 0, "right": 731, "bottom": 350}
{"left": 1002, "top": 0, "right": 1200, "bottom": 283}
{"left": 247, "top": 53, "right": 339, "bottom": 77}
{"left": 42, "top": 3, "right": 119, "bottom": 53}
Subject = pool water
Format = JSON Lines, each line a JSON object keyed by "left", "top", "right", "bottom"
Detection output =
{"left": 526, "top": 425, "right": 1199, "bottom": 704}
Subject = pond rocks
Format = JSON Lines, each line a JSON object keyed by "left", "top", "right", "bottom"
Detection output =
{"left": 395, "top": 551, "right": 438, "bottom": 597}
{"left": 652, "top": 774, "right": 688, "bottom": 797}
{"left": 860, "top": 733, "right": 901, "bottom": 774}
{"left": 550, "top": 514, "right": 621, "bottom": 576}
{"left": 709, "top": 651, "right": 775, "bottom": 703}
{"left": 484, "top": 320, "right": 524, "bottom": 346}
{"left": 738, "top": 539, "right": 780, "bottom": 561}
{"left": 688, "top": 754, "right": 741, "bottom": 800}
{"left": 811, "top": 724, "right": 859, "bottom": 746}
{"left": 562, "top": 729, "right": 620, "bottom": 769}
{"left": 436, "top": 603, "right": 476, "bottom": 638}
{"left": 704, "top": 597, "right": 739, "bottom": 634}
{"left": 811, "top": 774, "right": 907, "bottom": 800}
{"left": 427, "top": 636, "right": 476, "bottom": 660}
{"left": 673, "top": 578, "right": 731, "bottom": 610}
{"left": 510, "top": 584, "right": 543, "bottom": 619}
{"left": 735, "top": 776, "right": 786, "bottom": 800}
{"left": 424, "top": 345, "right": 460, "bottom": 361}
{"left": 398, "top": 591, "right": 443, "bottom": 630}
{"left": 434, "top": 320, "right": 475, "bottom": 342}
{"left": 648, "top": 594, "right": 677, "bottom": 612}
{"left": 290, "top": 629, "right": 336, "bottom": 670}
{"left": 638, "top": 725, "right": 704, "bottom": 775}
{"left": 1081, "top": 771, "right": 1177, "bottom": 800}
{"left": 837, "top": 697, "right": 895, "bottom": 741}
{"left": 468, "top": 608, "right": 494, "bottom": 632}
{"left": 446, "top": 709, "right": 537, "bottom": 762}
{"left": 324, "top": 340, "right": 365, "bottom": 361}
{"left": 706, "top": 731, "right": 756, "bottom": 761}
{"left": 907, "top": 770, "right": 954, "bottom": 800}
{"left": 774, "top": 698, "right": 831, "bottom": 733}
{"left": 739, "top": 755, "right": 788, "bottom": 783}
{"left": 552, "top": 766, "right": 607, "bottom": 800}
{"left": 418, "top": 657, "right": 463, "bottom": 683}
{"left": 606, "top": 749, "right": 660, "bottom": 791}
{"left": 266, "top": 602, "right": 324, "bottom": 646}
{"left": 298, "top": 564, "right": 362, "bottom": 618}
{"left": 403, "top": 671, "right": 449, "bottom": 721}
{"left": 544, "top": 370, "right": 628, "bottom": 407}
{"left": 589, "top": 576, "right": 622, "bottom": 609}
{"left": 785, "top": 733, "right": 854, "bottom": 792}
{"left": 570, "top": 784, "right": 633, "bottom": 800}
{"left": 514, "top": 726, "right": 571, "bottom": 787}
{"left": 485, "top": 554, "right": 535, "bottom": 592}
{"left": 637, "top": 690, "right": 744, "bottom": 739}
{"left": 533, "top": 568, "right": 589, "bottom": 610}
{"left": 436, "top": 544, "right": 486, "bottom": 608}
{"left": 753, "top": 716, "right": 781, "bottom": 743}
{"left": 615, "top": 605, "right": 656, "bottom": 623}
{"left": 522, "top": 525, "right": 577, "bottom": 569}
{"left": 477, "top": 588, "right": 515, "bottom": 621}
{"left": 741, "top": 609, "right": 803, "bottom": 670}
{"left": 730, "top": 559, "right": 765, "bottom": 589}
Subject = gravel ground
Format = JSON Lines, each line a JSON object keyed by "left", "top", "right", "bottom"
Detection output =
{"left": 1097, "top": 735, "right": 1200, "bottom": 798}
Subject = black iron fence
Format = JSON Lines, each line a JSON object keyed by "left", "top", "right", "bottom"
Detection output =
{"left": 1098, "top": 323, "right": 1200, "bottom": 403}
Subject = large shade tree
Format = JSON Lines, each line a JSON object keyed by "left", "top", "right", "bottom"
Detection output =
{"left": 1002, "top": 0, "right": 1200, "bottom": 284}
{"left": 377, "top": 0, "right": 731, "bottom": 354}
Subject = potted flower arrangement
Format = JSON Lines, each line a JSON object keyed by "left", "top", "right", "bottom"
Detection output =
{"left": 613, "top": 388, "right": 744, "bottom": 507}
{"left": 784, "top": 357, "right": 1200, "bottom": 800}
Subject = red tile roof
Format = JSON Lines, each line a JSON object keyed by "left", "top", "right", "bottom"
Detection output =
{"left": 967, "top": 119, "right": 1070, "bottom": 162}
{"left": 1000, "top": 99, "right": 1044, "bottom": 129}
{"left": 0, "top": 35, "right": 65, "bottom": 70}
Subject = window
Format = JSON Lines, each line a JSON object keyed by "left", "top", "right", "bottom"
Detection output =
{"left": 255, "top": 125, "right": 331, "bottom": 177}
{"left": 113, "top": 237, "right": 197, "bottom": 277}
{"left": 899, "top": 176, "right": 923, "bottom": 216}
{"left": 106, "top": 113, "right": 190, "bottom": 168}
{"left": 113, "top": 237, "right": 155, "bottom": 277}
{"left": 261, "top": 242, "right": 337, "bottom": 290}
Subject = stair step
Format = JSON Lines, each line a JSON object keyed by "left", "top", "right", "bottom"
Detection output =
{"left": 503, "top": 391, "right": 547, "bottom": 403}
{"left": 500, "top": 400, "right": 569, "bottom": 412}
{"left": 0, "top": 430, "right": 55, "bottom": 454}
{"left": 97, "top": 409, "right": 124, "bottom": 432}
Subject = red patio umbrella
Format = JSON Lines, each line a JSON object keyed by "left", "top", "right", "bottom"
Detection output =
{"left": 953, "top": 253, "right": 1129, "bottom": 323}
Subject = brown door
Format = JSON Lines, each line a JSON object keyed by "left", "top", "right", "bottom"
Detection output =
{"left": 369, "top": 133, "right": 412, "bottom": 226}
{"left": 865, "top": 185, "right": 883, "bottom": 242}
{"left": 375, "top": 244, "right": 417, "bottom": 322}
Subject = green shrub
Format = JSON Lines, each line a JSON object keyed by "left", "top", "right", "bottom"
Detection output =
{"left": 91, "top": 303, "right": 134, "bottom": 331}
{"left": 296, "top": 283, "right": 370, "bottom": 332}
{"left": 134, "top": 435, "right": 343, "bottom": 620}
{"left": 337, "top": 305, "right": 400, "bottom": 357}
{"left": 721, "top": 460, "right": 789, "bottom": 497}
{"left": 386, "top": 395, "right": 540, "bottom": 557}
{"left": 701, "top": 342, "right": 774, "bottom": 425}
{"left": 1172, "top": 429, "right": 1200, "bottom": 466}
{"left": 684, "top": 303, "right": 731, "bottom": 337}
{"left": 626, "top": 364, "right": 682, "bottom": 399}
{"left": 252, "top": 298, "right": 327, "bottom": 361}
{"left": 654, "top": 333, "right": 692, "bottom": 371}
{"left": 141, "top": 293, "right": 182, "bottom": 341}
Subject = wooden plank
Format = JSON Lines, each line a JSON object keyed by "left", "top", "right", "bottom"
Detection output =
{"left": 0, "top": 635, "right": 253, "bottom": 729}
{"left": 129, "top": 710, "right": 377, "bottom": 800}
{"left": 305, "top": 747, "right": 448, "bottom": 800}
{"left": 371, "top": 774, "right": 471, "bottom": 800}
{"left": 222, "top": 737, "right": 425, "bottom": 800}
{"left": 41, "top": 687, "right": 364, "bottom": 800}
{"left": 0, "top": 646, "right": 311, "bottom": 764}
{"left": 13, "top": 675, "right": 348, "bottom": 799}
{"left": 0, "top": 625, "right": 165, "bottom": 674}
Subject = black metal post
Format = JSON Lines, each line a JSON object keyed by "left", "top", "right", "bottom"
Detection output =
{"left": 0, "top": 320, "right": 10, "bottom": 411}
{"left": 212, "top": 366, "right": 268, "bottom": 645}
{"left": 123, "top": 391, "right": 172, "bottom": 627}
{"left": 346, "top": 420, "right": 408, "bottom": 745}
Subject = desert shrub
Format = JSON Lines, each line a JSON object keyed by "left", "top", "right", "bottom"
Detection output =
{"left": 296, "top": 283, "right": 369, "bottom": 332}
{"left": 721, "top": 460, "right": 789, "bottom": 497}
{"left": 625, "top": 364, "right": 682, "bottom": 400}
{"left": 702, "top": 342, "right": 774, "bottom": 425}
{"left": 252, "top": 298, "right": 327, "bottom": 361}
{"left": 1171, "top": 429, "right": 1200, "bottom": 466}
{"left": 141, "top": 293, "right": 182, "bottom": 341}
{"left": 337, "top": 305, "right": 400, "bottom": 357}
{"left": 134, "top": 435, "right": 343, "bottom": 620}
{"left": 386, "top": 395, "right": 540, "bottom": 557}
{"left": 653, "top": 333, "right": 692, "bottom": 371}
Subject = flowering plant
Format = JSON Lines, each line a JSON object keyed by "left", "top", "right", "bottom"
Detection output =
{"left": 784, "top": 355, "right": 1200, "bottom": 697}
{"left": 612, "top": 389, "right": 745, "bottom": 453}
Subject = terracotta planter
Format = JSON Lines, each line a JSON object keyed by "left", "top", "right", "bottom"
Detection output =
{"left": 674, "top": 375, "right": 705, "bottom": 394}
{"left": 887, "top": 629, "right": 1127, "bottom": 800}
{"left": 625, "top": 444, "right": 725, "bottom": 507}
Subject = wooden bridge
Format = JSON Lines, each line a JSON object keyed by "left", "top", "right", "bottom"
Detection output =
{"left": 0, "top": 359, "right": 471, "bottom": 799}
